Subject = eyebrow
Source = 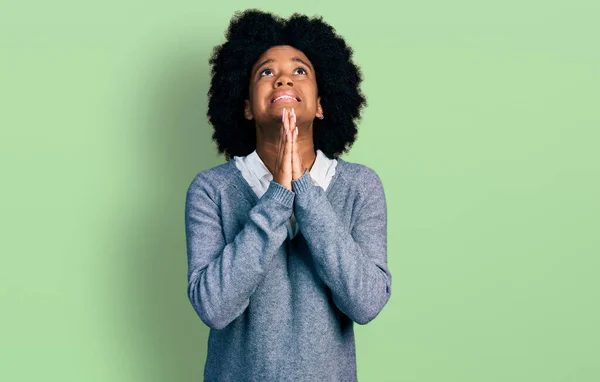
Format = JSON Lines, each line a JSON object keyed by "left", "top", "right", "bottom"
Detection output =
{"left": 253, "top": 57, "right": 313, "bottom": 76}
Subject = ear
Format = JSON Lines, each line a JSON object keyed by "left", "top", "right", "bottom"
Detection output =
{"left": 315, "top": 96, "right": 323, "bottom": 119}
{"left": 244, "top": 99, "right": 254, "bottom": 120}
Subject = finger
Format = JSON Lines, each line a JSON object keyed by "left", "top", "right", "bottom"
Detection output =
{"left": 274, "top": 109, "right": 285, "bottom": 172}
{"left": 283, "top": 108, "right": 292, "bottom": 173}
{"left": 291, "top": 108, "right": 298, "bottom": 139}
{"left": 282, "top": 107, "right": 289, "bottom": 136}
{"left": 290, "top": 107, "right": 297, "bottom": 153}
{"left": 290, "top": 108, "right": 301, "bottom": 179}
{"left": 276, "top": 110, "right": 286, "bottom": 167}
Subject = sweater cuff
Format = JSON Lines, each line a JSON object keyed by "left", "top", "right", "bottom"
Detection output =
{"left": 291, "top": 169, "right": 313, "bottom": 195}
{"left": 264, "top": 180, "right": 295, "bottom": 208}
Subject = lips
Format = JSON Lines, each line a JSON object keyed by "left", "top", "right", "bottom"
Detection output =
{"left": 270, "top": 90, "right": 301, "bottom": 103}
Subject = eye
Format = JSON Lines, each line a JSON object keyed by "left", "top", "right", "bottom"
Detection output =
{"left": 294, "top": 67, "right": 307, "bottom": 75}
{"left": 259, "top": 68, "right": 274, "bottom": 77}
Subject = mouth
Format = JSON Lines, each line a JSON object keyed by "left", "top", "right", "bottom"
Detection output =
{"left": 270, "top": 92, "right": 301, "bottom": 103}
{"left": 272, "top": 96, "right": 300, "bottom": 103}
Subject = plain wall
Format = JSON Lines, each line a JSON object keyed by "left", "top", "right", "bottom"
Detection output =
{"left": 1, "top": 0, "right": 599, "bottom": 381}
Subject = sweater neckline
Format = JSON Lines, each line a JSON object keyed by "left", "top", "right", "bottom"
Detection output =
{"left": 229, "top": 156, "right": 345, "bottom": 204}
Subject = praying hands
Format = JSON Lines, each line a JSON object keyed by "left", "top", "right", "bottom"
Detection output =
{"left": 272, "top": 107, "right": 309, "bottom": 192}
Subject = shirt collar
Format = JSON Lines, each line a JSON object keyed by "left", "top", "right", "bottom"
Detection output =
{"left": 246, "top": 149, "right": 332, "bottom": 186}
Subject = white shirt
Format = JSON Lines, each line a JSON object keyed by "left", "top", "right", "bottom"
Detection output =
{"left": 233, "top": 149, "right": 338, "bottom": 239}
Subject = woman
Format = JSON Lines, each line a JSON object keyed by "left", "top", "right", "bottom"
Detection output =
{"left": 185, "top": 9, "right": 392, "bottom": 381}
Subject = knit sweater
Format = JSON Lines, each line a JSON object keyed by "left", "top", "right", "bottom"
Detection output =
{"left": 233, "top": 149, "right": 337, "bottom": 239}
{"left": 185, "top": 156, "right": 392, "bottom": 381}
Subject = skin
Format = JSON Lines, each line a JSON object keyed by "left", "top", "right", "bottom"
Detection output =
{"left": 244, "top": 45, "right": 324, "bottom": 191}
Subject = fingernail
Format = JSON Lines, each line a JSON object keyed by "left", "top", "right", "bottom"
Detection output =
{"left": 295, "top": 126, "right": 298, "bottom": 137}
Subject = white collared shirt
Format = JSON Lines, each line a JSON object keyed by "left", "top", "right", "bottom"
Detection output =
{"left": 233, "top": 149, "right": 338, "bottom": 239}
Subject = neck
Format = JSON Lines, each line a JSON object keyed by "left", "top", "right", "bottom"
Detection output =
{"left": 255, "top": 121, "right": 317, "bottom": 176}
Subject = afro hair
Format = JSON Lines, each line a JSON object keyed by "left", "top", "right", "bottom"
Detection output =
{"left": 207, "top": 9, "right": 367, "bottom": 161}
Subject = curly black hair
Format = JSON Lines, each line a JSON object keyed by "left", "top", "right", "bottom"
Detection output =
{"left": 207, "top": 9, "right": 367, "bottom": 161}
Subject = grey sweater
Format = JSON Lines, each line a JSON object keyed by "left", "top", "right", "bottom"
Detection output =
{"left": 185, "top": 157, "right": 392, "bottom": 381}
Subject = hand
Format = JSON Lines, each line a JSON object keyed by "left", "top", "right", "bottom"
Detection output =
{"left": 289, "top": 108, "right": 307, "bottom": 181}
{"left": 272, "top": 108, "right": 293, "bottom": 191}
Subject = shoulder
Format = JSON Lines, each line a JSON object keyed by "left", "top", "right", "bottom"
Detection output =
{"left": 335, "top": 159, "right": 387, "bottom": 214}
{"left": 186, "top": 160, "right": 237, "bottom": 198}
{"left": 336, "top": 158, "right": 384, "bottom": 191}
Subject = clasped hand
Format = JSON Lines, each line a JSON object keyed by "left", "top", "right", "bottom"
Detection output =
{"left": 273, "top": 108, "right": 307, "bottom": 192}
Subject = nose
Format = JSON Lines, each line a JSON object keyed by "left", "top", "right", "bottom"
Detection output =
{"left": 275, "top": 73, "right": 293, "bottom": 87}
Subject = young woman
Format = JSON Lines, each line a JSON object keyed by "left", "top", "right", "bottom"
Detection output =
{"left": 185, "top": 9, "right": 392, "bottom": 381}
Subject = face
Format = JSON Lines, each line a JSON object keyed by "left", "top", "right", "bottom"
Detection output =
{"left": 244, "top": 45, "right": 323, "bottom": 127}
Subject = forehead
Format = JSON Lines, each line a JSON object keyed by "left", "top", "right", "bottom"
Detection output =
{"left": 253, "top": 45, "right": 312, "bottom": 66}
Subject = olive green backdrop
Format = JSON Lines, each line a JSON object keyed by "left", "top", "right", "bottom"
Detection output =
{"left": 1, "top": 0, "right": 598, "bottom": 381}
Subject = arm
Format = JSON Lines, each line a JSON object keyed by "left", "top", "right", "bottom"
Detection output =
{"left": 291, "top": 168, "right": 391, "bottom": 325}
{"left": 185, "top": 175, "right": 294, "bottom": 330}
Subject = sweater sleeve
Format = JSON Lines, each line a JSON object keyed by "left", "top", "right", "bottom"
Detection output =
{"left": 185, "top": 175, "right": 294, "bottom": 330}
{"left": 291, "top": 168, "right": 391, "bottom": 325}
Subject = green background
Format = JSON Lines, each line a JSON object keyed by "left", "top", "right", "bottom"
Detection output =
{"left": 1, "top": 0, "right": 598, "bottom": 381}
